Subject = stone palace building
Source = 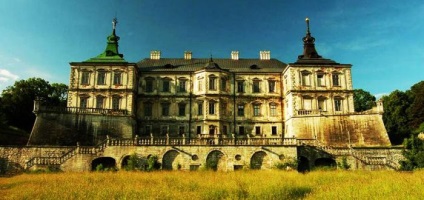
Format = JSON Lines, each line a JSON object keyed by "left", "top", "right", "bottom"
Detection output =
{"left": 0, "top": 18, "right": 401, "bottom": 173}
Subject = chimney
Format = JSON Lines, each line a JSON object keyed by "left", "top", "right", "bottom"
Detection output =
{"left": 259, "top": 50, "right": 271, "bottom": 60}
{"left": 184, "top": 51, "right": 192, "bottom": 60}
{"left": 231, "top": 51, "right": 239, "bottom": 60}
{"left": 150, "top": 50, "right": 161, "bottom": 60}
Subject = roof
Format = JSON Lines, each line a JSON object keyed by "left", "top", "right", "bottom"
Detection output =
{"left": 137, "top": 58, "right": 287, "bottom": 73}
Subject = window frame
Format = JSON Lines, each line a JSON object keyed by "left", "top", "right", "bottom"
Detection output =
{"left": 97, "top": 70, "right": 106, "bottom": 85}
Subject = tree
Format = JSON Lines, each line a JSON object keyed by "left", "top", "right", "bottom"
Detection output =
{"left": 407, "top": 81, "right": 424, "bottom": 129}
{"left": 382, "top": 90, "right": 412, "bottom": 145}
{"left": 0, "top": 78, "right": 68, "bottom": 134}
{"left": 400, "top": 135, "right": 424, "bottom": 170}
{"left": 353, "top": 89, "right": 376, "bottom": 112}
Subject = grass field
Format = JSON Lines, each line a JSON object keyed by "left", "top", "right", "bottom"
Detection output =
{"left": 0, "top": 170, "right": 423, "bottom": 200}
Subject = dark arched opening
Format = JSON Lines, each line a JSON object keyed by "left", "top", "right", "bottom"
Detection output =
{"left": 314, "top": 158, "right": 337, "bottom": 170}
{"left": 250, "top": 151, "right": 267, "bottom": 170}
{"left": 206, "top": 150, "right": 225, "bottom": 171}
{"left": 91, "top": 157, "right": 116, "bottom": 171}
{"left": 297, "top": 156, "right": 310, "bottom": 172}
{"left": 162, "top": 150, "right": 180, "bottom": 170}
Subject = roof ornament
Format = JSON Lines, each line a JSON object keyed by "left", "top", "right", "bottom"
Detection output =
{"left": 112, "top": 17, "right": 118, "bottom": 30}
{"left": 298, "top": 17, "right": 322, "bottom": 59}
{"left": 306, "top": 17, "right": 310, "bottom": 34}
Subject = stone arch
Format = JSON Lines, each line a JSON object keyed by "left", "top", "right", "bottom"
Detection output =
{"left": 91, "top": 157, "right": 116, "bottom": 171}
{"left": 250, "top": 151, "right": 269, "bottom": 170}
{"left": 206, "top": 150, "right": 227, "bottom": 171}
{"left": 297, "top": 156, "right": 310, "bottom": 172}
{"left": 162, "top": 150, "right": 182, "bottom": 170}
{"left": 314, "top": 158, "right": 337, "bottom": 169}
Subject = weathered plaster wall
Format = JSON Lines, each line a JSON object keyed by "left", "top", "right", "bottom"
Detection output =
{"left": 29, "top": 113, "right": 136, "bottom": 146}
{"left": 287, "top": 114, "right": 391, "bottom": 147}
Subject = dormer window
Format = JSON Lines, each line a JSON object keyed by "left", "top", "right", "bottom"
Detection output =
{"left": 250, "top": 64, "right": 260, "bottom": 69}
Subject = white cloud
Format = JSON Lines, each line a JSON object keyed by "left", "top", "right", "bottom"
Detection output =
{"left": 0, "top": 69, "right": 19, "bottom": 81}
{"left": 0, "top": 77, "right": 8, "bottom": 82}
{"left": 374, "top": 93, "right": 389, "bottom": 100}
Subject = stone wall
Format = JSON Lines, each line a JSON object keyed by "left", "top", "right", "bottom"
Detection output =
{"left": 28, "top": 112, "right": 136, "bottom": 146}
{"left": 286, "top": 113, "right": 391, "bottom": 147}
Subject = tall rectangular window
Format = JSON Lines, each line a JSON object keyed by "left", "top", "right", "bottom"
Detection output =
{"left": 253, "top": 80, "right": 260, "bottom": 93}
{"left": 179, "top": 126, "right": 185, "bottom": 136}
{"left": 253, "top": 104, "right": 261, "bottom": 116}
{"left": 197, "top": 102, "right": 203, "bottom": 115}
{"left": 178, "top": 103, "right": 186, "bottom": 116}
{"left": 161, "top": 103, "right": 170, "bottom": 116}
{"left": 332, "top": 74, "right": 340, "bottom": 86}
{"left": 221, "top": 78, "right": 227, "bottom": 91}
{"left": 81, "top": 71, "right": 90, "bottom": 85}
{"left": 237, "top": 81, "right": 244, "bottom": 93}
{"left": 270, "top": 104, "right": 277, "bottom": 116}
{"left": 96, "top": 96, "right": 104, "bottom": 109}
{"left": 161, "top": 126, "right": 168, "bottom": 135}
{"left": 162, "top": 79, "right": 170, "bottom": 92}
{"left": 237, "top": 105, "right": 244, "bottom": 116}
{"left": 272, "top": 126, "right": 277, "bottom": 135}
{"left": 209, "top": 77, "right": 216, "bottom": 90}
{"left": 198, "top": 80, "right": 203, "bottom": 92}
{"left": 221, "top": 102, "right": 227, "bottom": 115}
{"left": 223, "top": 125, "right": 227, "bottom": 135}
{"left": 301, "top": 71, "right": 310, "bottom": 86}
{"left": 239, "top": 126, "right": 245, "bottom": 135}
{"left": 334, "top": 99, "right": 342, "bottom": 111}
{"left": 196, "top": 126, "right": 202, "bottom": 134}
{"left": 317, "top": 74, "right": 325, "bottom": 87}
{"left": 80, "top": 97, "right": 88, "bottom": 108}
{"left": 144, "top": 103, "right": 152, "bottom": 116}
{"left": 145, "top": 79, "right": 154, "bottom": 92}
{"left": 179, "top": 79, "right": 186, "bottom": 92}
{"left": 268, "top": 80, "right": 276, "bottom": 93}
{"left": 97, "top": 71, "right": 106, "bottom": 85}
{"left": 255, "top": 126, "right": 261, "bottom": 135}
{"left": 113, "top": 72, "right": 122, "bottom": 85}
{"left": 112, "top": 96, "right": 120, "bottom": 110}
{"left": 209, "top": 102, "right": 215, "bottom": 114}
{"left": 145, "top": 125, "right": 152, "bottom": 136}
{"left": 318, "top": 98, "right": 326, "bottom": 111}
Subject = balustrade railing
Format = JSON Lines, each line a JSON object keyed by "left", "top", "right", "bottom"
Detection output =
{"left": 38, "top": 106, "right": 130, "bottom": 115}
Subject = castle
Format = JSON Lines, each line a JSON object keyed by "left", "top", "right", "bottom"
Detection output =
{"left": 0, "top": 18, "right": 403, "bottom": 173}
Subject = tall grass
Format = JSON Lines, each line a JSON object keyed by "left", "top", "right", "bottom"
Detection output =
{"left": 0, "top": 170, "right": 423, "bottom": 199}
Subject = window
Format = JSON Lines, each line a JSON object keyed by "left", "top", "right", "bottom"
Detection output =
{"left": 318, "top": 97, "right": 326, "bottom": 111}
{"left": 178, "top": 79, "right": 186, "bottom": 92}
{"left": 221, "top": 78, "right": 227, "bottom": 91}
{"left": 196, "top": 126, "right": 202, "bottom": 134}
{"left": 209, "top": 76, "right": 216, "bottom": 90}
{"left": 332, "top": 73, "right": 340, "bottom": 86}
{"left": 239, "top": 126, "right": 245, "bottom": 135}
{"left": 144, "top": 102, "right": 152, "bottom": 116}
{"left": 237, "top": 81, "right": 244, "bottom": 93}
{"left": 334, "top": 98, "right": 342, "bottom": 112}
{"left": 270, "top": 104, "right": 277, "bottom": 116}
{"left": 255, "top": 126, "right": 261, "bottom": 135}
{"left": 80, "top": 97, "right": 88, "bottom": 108}
{"left": 221, "top": 102, "right": 227, "bottom": 115}
{"left": 161, "top": 126, "right": 169, "bottom": 135}
{"left": 162, "top": 79, "right": 170, "bottom": 92}
{"left": 317, "top": 73, "right": 325, "bottom": 87}
{"left": 272, "top": 126, "right": 277, "bottom": 135}
{"left": 161, "top": 103, "right": 170, "bottom": 116}
{"left": 253, "top": 104, "right": 261, "bottom": 116}
{"left": 81, "top": 71, "right": 90, "bottom": 85}
{"left": 223, "top": 125, "right": 227, "bottom": 135}
{"left": 96, "top": 96, "right": 104, "bottom": 109}
{"left": 179, "top": 126, "right": 185, "bottom": 136}
{"left": 268, "top": 80, "right": 276, "bottom": 93}
{"left": 209, "top": 102, "right": 215, "bottom": 114}
{"left": 197, "top": 102, "right": 203, "bottom": 115}
{"left": 145, "top": 125, "right": 152, "bottom": 136}
{"left": 112, "top": 96, "right": 120, "bottom": 110}
{"left": 301, "top": 71, "right": 311, "bottom": 86}
{"left": 97, "top": 71, "right": 106, "bottom": 85}
{"left": 145, "top": 79, "right": 154, "bottom": 92}
{"left": 303, "top": 96, "right": 313, "bottom": 110}
{"left": 178, "top": 103, "right": 186, "bottom": 116}
{"left": 253, "top": 80, "right": 260, "bottom": 93}
{"left": 237, "top": 105, "right": 244, "bottom": 116}
{"left": 113, "top": 71, "right": 122, "bottom": 85}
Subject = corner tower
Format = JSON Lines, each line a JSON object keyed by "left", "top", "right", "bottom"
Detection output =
{"left": 282, "top": 18, "right": 390, "bottom": 147}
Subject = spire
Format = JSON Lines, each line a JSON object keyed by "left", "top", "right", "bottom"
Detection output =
{"left": 298, "top": 17, "right": 322, "bottom": 59}
{"left": 85, "top": 18, "right": 126, "bottom": 63}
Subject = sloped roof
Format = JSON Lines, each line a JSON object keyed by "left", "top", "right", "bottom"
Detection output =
{"left": 137, "top": 58, "right": 287, "bottom": 73}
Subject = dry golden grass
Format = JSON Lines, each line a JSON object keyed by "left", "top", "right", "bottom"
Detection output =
{"left": 0, "top": 170, "right": 423, "bottom": 200}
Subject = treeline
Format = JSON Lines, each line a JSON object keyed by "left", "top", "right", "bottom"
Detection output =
{"left": 0, "top": 78, "right": 67, "bottom": 144}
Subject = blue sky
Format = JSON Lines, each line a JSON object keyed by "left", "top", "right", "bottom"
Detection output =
{"left": 0, "top": 0, "right": 423, "bottom": 98}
